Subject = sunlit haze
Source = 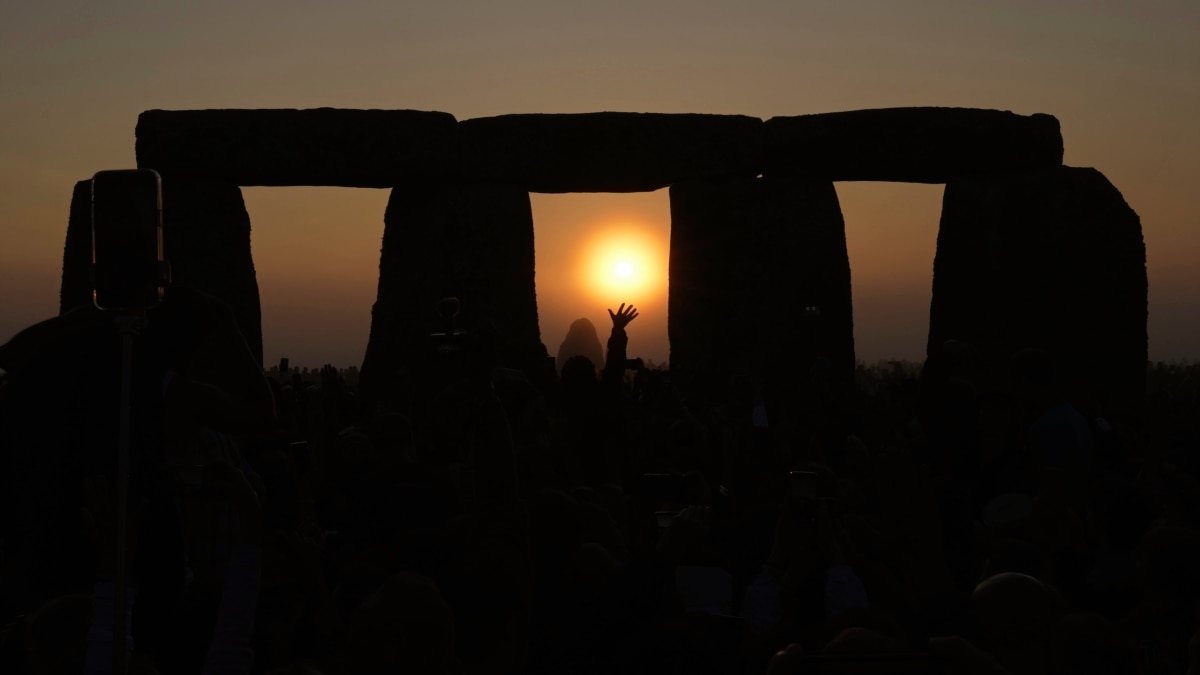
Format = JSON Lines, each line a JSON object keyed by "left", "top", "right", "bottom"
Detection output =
{"left": 2, "top": 2, "right": 1197, "bottom": 368}
{"left": 532, "top": 192, "right": 671, "bottom": 368}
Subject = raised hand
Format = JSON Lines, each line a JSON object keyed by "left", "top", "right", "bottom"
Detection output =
{"left": 608, "top": 303, "right": 639, "bottom": 330}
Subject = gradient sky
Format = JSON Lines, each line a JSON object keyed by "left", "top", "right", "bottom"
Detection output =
{"left": 2, "top": 1, "right": 1197, "bottom": 369}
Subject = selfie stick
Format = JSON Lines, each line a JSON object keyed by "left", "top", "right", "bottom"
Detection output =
{"left": 91, "top": 168, "right": 164, "bottom": 674}
{"left": 113, "top": 312, "right": 144, "bottom": 675}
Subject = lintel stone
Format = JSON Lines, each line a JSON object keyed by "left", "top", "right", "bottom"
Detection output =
{"left": 136, "top": 108, "right": 460, "bottom": 187}
{"left": 461, "top": 112, "right": 763, "bottom": 193}
{"left": 764, "top": 107, "right": 1063, "bottom": 183}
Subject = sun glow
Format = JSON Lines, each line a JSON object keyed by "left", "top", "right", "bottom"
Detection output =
{"left": 579, "top": 226, "right": 664, "bottom": 302}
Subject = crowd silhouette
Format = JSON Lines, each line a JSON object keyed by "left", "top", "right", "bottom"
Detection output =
{"left": 1, "top": 285, "right": 1198, "bottom": 674}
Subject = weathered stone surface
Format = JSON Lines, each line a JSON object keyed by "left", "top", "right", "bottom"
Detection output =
{"left": 764, "top": 108, "right": 1063, "bottom": 183}
{"left": 69, "top": 104, "right": 1140, "bottom": 413}
{"left": 59, "top": 180, "right": 94, "bottom": 313}
{"left": 461, "top": 113, "right": 764, "bottom": 193}
{"left": 359, "top": 183, "right": 541, "bottom": 401}
{"left": 159, "top": 180, "right": 264, "bottom": 364}
{"left": 136, "top": 109, "right": 460, "bottom": 188}
{"left": 668, "top": 177, "right": 855, "bottom": 404}
{"left": 928, "top": 165, "right": 1146, "bottom": 419}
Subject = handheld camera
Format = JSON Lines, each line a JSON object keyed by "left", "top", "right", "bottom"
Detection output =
{"left": 91, "top": 169, "right": 168, "bottom": 312}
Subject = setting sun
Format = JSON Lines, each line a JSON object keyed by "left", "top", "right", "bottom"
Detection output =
{"left": 531, "top": 193, "right": 672, "bottom": 366}
{"left": 577, "top": 226, "right": 665, "bottom": 303}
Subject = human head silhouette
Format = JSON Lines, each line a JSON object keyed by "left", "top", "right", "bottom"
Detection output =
{"left": 560, "top": 354, "right": 599, "bottom": 397}
{"left": 556, "top": 318, "right": 603, "bottom": 375}
{"left": 971, "top": 572, "right": 1065, "bottom": 674}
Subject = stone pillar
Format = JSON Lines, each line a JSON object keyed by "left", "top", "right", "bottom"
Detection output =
{"left": 360, "top": 183, "right": 541, "bottom": 403}
{"left": 160, "top": 180, "right": 264, "bottom": 364}
{"left": 929, "top": 165, "right": 1147, "bottom": 420}
{"left": 668, "top": 176, "right": 855, "bottom": 406}
{"left": 59, "top": 180, "right": 94, "bottom": 313}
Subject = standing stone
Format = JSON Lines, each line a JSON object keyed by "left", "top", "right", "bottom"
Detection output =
{"left": 668, "top": 177, "right": 855, "bottom": 405}
{"left": 59, "top": 180, "right": 94, "bottom": 313}
{"left": 360, "top": 183, "right": 541, "bottom": 402}
{"left": 160, "top": 180, "right": 264, "bottom": 364}
{"left": 929, "top": 165, "right": 1147, "bottom": 420}
{"left": 57, "top": 178, "right": 261, "bottom": 363}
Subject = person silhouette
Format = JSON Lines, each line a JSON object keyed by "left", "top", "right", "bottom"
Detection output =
{"left": 556, "top": 317, "right": 605, "bottom": 377}
{"left": 554, "top": 304, "right": 638, "bottom": 487}
{"left": 0, "top": 286, "right": 274, "bottom": 621}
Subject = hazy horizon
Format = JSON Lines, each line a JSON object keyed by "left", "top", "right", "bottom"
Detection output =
{"left": 3, "top": 2, "right": 1197, "bottom": 369}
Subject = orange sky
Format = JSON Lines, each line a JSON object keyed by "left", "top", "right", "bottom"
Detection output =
{"left": 2, "top": 2, "right": 1197, "bottom": 368}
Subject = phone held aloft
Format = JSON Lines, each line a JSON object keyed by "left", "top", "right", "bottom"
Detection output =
{"left": 91, "top": 169, "right": 168, "bottom": 312}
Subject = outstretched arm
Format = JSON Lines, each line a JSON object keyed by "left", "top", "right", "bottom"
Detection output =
{"left": 602, "top": 303, "right": 638, "bottom": 385}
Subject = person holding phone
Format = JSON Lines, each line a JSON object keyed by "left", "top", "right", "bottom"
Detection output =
{"left": 0, "top": 171, "right": 275, "bottom": 667}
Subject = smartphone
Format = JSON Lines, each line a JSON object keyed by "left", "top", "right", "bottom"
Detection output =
{"left": 789, "top": 471, "right": 819, "bottom": 501}
{"left": 91, "top": 169, "right": 165, "bottom": 311}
